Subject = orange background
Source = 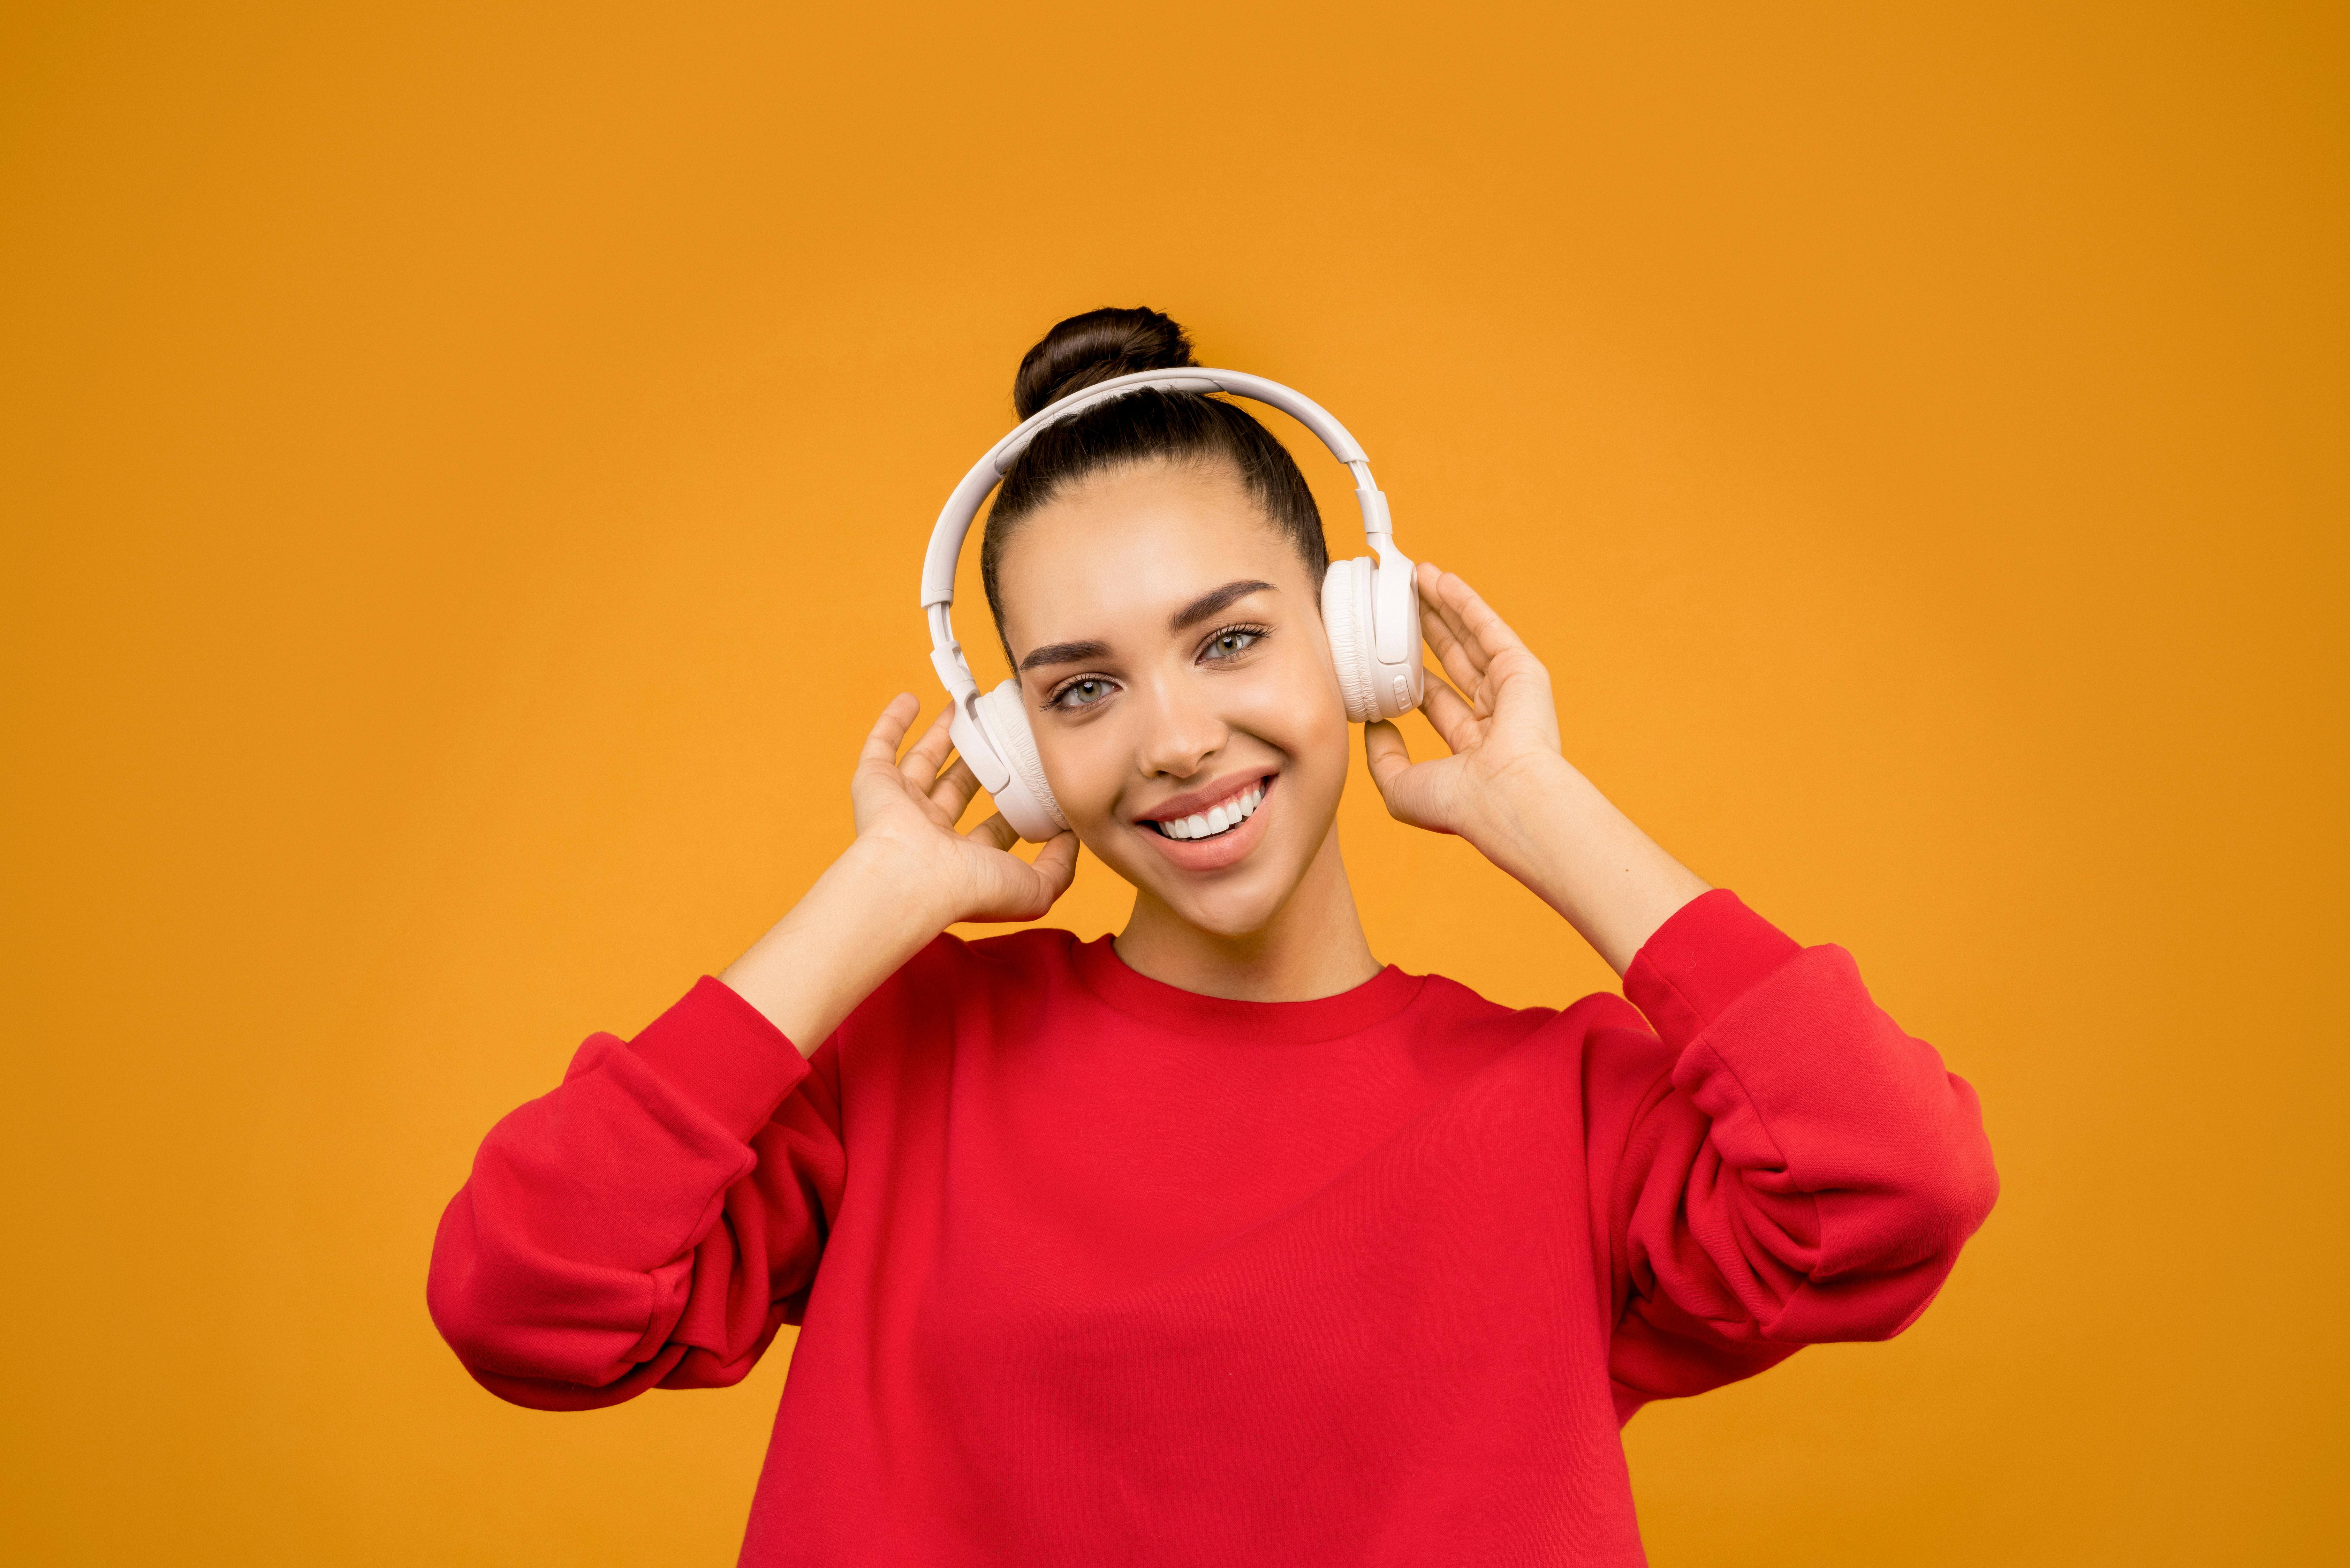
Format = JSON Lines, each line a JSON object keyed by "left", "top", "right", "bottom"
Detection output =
{"left": 4, "top": 3, "right": 2342, "bottom": 1562}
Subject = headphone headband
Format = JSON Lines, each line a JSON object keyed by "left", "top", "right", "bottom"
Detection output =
{"left": 919, "top": 368, "right": 1388, "bottom": 613}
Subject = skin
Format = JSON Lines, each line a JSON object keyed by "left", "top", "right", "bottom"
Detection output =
{"left": 994, "top": 460, "right": 1371, "bottom": 1000}
{"left": 722, "top": 457, "right": 1711, "bottom": 1055}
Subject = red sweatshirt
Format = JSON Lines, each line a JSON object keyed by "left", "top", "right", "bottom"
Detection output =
{"left": 428, "top": 890, "right": 1997, "bottom": 1565}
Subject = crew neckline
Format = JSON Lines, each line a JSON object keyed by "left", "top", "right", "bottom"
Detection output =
{"left": 1069, "top": 932, "right": 1424, "bottom": 1042}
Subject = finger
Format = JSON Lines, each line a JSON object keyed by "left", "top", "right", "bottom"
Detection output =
{"left": 1420, "top": 679, "right": 1483, "bottom": 753}
{"left": 1419, "top": 573, "right": 1499, "bottom": 716}
{"left": 1416, "top": 561, "right": 1489, "bottom": 681}
{"left": 1027, "top": 830, "right": 1080, "bottom": 902}
{"left": 1364, "top": 720, "right": 1458, "bottom": 834}
{"left": 859, "top": 693, "right": 923, "bottom": 766}
{"left": 967, "top": 828, "right": 1083, "bottom": 925}
{"left": 898, "top": 704, "right": 957, "bottom": 787}
{"left": 964, "top": 811, "right": 1020, "bottom": 851}
{"left": 1419, "top": 590, "right": 1488, "bottom": 701}
{"left": 1482, "top": 645, "right": 1563, "bottom": 746}
{"left": 1363, "top": 718, "right": 1413, "bottom": 796}
{"left": 1432, "top": 566, "right": 1535, "bottom": 669}
{"left": 927, "top": 755, "right": 984, "bottom": 821}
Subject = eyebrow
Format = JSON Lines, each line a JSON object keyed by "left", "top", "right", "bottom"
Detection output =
{"left": 1014, "top": 581, "right": 1279, "bottom": 674}
{"left": 1169, "top": 579, "right": 1277, "bottom": 633}
{"left": 1017, "top": 638, "right": 1111, "bottom": 673}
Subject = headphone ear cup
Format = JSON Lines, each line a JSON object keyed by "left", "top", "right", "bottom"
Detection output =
{"left": 1385, "top": 554, "right": 1427, "bottom": 719}
{"left": 1321, "top": 556, "right": 1381, "bottom": 723}
{"left": 974, "top": 679, "right": 1069, "bottom": 841}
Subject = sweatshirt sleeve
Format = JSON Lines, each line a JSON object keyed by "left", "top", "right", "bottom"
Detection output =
{"left": 1594, "top": 890, "right": 1999, "bottom": 1419}
{"left": 425, "top": 976, "right": 846, "bottom": 1411}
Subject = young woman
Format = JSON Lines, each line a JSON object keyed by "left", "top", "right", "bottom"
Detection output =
{"left": 428, "top": 307, "right": 1998, "bottom": 1566}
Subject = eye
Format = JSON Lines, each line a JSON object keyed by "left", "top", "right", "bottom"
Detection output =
{"left": 1201, "top": 624, "right": 1269, "bottom": 662}
{"left": 1047, "top": 676, "right": 1119, "bottom": 711}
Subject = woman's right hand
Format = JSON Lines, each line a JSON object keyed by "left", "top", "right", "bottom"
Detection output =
{"left": 848, "top": 692, "right": 1080, "bottom": 927}
{"left": 719, "top": 694, "right": 1078, "bottom": 1052}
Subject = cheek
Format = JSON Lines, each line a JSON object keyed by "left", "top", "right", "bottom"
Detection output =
{"left": 1032, "top": 719, "right": 1128, "bottom": 826}
{"left": 1235, "top": 643, "right": 1351, "bottom": 762}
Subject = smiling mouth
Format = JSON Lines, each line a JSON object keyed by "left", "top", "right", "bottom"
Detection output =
{"left": 1146, "top": 779, "right": 1269, "bottom": 841}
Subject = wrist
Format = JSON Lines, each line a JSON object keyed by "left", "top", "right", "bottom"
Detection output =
{"left": 830, "top": 834, "right": 960, "bottom": 937}
{"left": 1456, "top": 750, "right": 1709, "bottom": 973}
{"left": 1458, "top": 751, "right": 1586, "bottom": 867}
{"left": 720, "top": 837, "right": 954, "bottom": 1051}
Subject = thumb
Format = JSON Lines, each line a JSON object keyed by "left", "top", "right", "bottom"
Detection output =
{"left": 1365, "top": 720, "right": 1456, "bottom": 834}
{"left": 1029, "top": 830, "right": 1080, "bottom": 902}
{"left": 1363, "top": 720, "right": 1413, "bottom": 803}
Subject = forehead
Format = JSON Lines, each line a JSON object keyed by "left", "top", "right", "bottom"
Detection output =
{"left": 994, "top": 461, "right": 1315, "bottom": 655}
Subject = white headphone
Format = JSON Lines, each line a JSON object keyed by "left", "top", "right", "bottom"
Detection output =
{"left": 920, "top": 368, "right": 1425, "bottom": 842}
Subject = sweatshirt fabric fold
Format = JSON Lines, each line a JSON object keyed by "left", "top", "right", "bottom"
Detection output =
{"left": 427, "top": 889, "right": 1996, "bottom": 1565}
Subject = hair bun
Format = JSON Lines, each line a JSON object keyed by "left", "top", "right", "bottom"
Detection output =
{"left": 1013, "top": 306, "right": 1197, "bottom": 419}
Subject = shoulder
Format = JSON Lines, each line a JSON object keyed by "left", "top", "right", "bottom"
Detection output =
{"left": 828, "top": 926, "right": 1104, "bottom": 1094}
{"left": 1405, "top": 966, "right": 1650, "bottom": 1042}
{"left": 846, "top": 925, "right": 1087, "bottom": 1029}
{"left": 901, "top": 924, "right": 1082, "bottom": 985}
{"left": 1403, "top": 967, "right": 1671, "bottom": 1097}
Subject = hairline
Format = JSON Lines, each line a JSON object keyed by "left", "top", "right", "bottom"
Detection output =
{"left": 983, "top": 453, "right": 1326, "bottom": 671}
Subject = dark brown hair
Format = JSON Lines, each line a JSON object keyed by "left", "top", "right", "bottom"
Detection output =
{"left": 978, "top": 307, "right": 1327, "bottom": 652}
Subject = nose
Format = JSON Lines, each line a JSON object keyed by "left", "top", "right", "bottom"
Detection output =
{"left": 1133, "top": 666, "right": 1229, "bottom": 781}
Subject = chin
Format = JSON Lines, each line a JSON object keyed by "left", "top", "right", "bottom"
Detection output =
{"left": 1117, "top": 813, "right": 1328, "bottom": 939}
{"left": 1157, "top": 882, "right": 1292, "bottom": 939}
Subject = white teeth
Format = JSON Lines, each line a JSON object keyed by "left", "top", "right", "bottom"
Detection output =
{"left": 1151, "top": 781, "right": 1270, "bottom": 840}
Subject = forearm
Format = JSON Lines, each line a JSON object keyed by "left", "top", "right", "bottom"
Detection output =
{"left": 1466, "top": 754, "right": 1711, "bottom": 976}
{"left": 1618, "top": 892, "right": 2000, "bottom": 1341}
{"left": 428, "top": 978, "right": 837, "bottom": 1408}
{"left": 720, "top": 842, "right": 953, "bottom": 1053}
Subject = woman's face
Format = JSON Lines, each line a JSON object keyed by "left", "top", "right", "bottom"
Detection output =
{"left": 992, "top": 459, "right": 1352, "bottom": 937}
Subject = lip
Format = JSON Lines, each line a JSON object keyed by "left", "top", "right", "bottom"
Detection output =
{"left": 1133, "top": 773, "right": 1277, "bottom": 873}
{"left": 1134, "top": 768, "right": 1276, "bottom": 826}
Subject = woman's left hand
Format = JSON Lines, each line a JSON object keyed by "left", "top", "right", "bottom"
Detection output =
{"left": 1368, "top": 560, "right": 1711, "bottom": 975}
{"left": 1364, "top": 561, "right": 1566, "bottom": 845}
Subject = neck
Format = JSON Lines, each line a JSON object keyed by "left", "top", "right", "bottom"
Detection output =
{"left": 1113, "top": 825, "right": 1381, "bottom": 1002}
